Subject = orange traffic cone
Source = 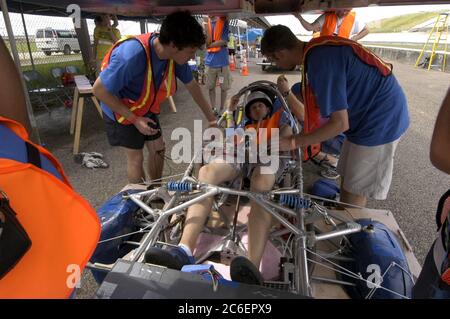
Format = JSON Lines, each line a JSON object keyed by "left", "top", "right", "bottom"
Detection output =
{"left": 240, "top": 55, "right": 249, "bottom": 76}
{"left": 229, "top": 55, "right": 235, "bottom": 71}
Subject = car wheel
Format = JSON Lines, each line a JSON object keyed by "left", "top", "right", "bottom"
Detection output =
{"left": 74, "top": 50, "right": 80, "bottom": 54}
{"left": 43, "top": 51, "right": 51, "bottom": 56}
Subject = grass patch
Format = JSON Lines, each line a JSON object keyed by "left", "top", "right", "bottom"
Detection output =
{"left": 368, "top": 11, "right": 447, "bottom": 33}
{"left": 3, "top": 39, "right": 39, "bottom": 53}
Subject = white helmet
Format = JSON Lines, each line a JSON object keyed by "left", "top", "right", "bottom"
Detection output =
{"left": 245, "top": 90, "right": 273, "bottom": 120}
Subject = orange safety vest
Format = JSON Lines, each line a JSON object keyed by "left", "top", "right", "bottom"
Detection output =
{"left": 245, "top": 109, "right": 283, "bottom": 145}
{"left": 0, "top": 117, "right": 100, "bottom": 298}
{"left": 321, "top": 11, "right": 356, "bottom": 38}
{"left": 301, "top": 36, "right": 393, "bottom": 161}
{"left": 207, "top": 17, "right": 226, "bottom": 53}
{"left": 101, "top": 33, "right": 177, "bottom": 124}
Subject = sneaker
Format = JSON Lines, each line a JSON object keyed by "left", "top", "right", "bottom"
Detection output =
{"left": 145, "top": 246, "right": 195, "bottom": 270}
{"left": 320, "top": 166, "right": 340, "bottom": 180}
{"left": 230, "top": 256, "right": 264, "bottom": 286}
{"left": 85, "top": 151, "right": 103, "bottom": 159}
{"left": 83, "top": 155, "right": 109, "bottom": 169}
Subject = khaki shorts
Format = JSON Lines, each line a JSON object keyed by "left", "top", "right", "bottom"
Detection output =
{"left": 206, "top": 65, "right": 232, "bottom": 91}
{"left": 336, "top": 138, "right": 400, "bottom": 200}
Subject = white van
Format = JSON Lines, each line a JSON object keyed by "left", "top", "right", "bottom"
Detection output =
{"left": 35, "top": 28, "right": 81, "bottom": 56}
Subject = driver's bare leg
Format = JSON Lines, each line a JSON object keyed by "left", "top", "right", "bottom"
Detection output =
{"left": 180, "top": 161, "right": 238, "bottom": 252}
{"left": 247, "top": 166, "right": 276, "bottom": 268}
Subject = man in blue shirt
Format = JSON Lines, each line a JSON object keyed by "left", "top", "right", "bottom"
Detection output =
{"left": 261, "top": 24, "right": 409, "bottom": 207}
{"left": 204, "top": 15, "right": 232, "bottom": 115}
{"left": 93, "top": 11, "right": 216, "bottom": 184}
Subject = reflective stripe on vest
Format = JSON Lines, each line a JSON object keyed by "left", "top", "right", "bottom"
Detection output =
{"left": 321, "top": 12, "right": 356, "bottom": 38}
{"left": 301, "top": 36, "right": 393, "bottom": 161}
{"left": 98, "top": 39, "right": 114, "bottom": 46}
{"left": 207, "top": 17, "right": 226, "bottom": 53}
{"left": 101, "top": 33, "right": 177, "bottom": 125}
{"left": 0, "top": 116, "right": 100, "bottom": 298}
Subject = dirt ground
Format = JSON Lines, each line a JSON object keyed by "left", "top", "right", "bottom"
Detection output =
{"left": 32, "top": 57, "right": 450, "bottom": 298}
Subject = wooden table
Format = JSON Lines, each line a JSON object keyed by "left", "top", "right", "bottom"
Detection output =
{"left": 70, "top": 75, "right": 103, "bottom": 154}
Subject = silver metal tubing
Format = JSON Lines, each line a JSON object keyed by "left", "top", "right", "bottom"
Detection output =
{"left": 184, "top": 150, "right": 201, "bottom": 178}
{"left": 314, "top": 223, "right": 362, "bottom": 242}
{"left": 127, "top": 188, "right": 159, "bottom": 199}
{"left": 131, "top": 188, "right": 218, "bottom": 261}
{"left": 308, "top": 194, "right": 369, "bottom": 210}
{"left": 129, "top": 195, "right": 158, "bottom": 219}
{"left": 259, "top": 197, "right": 299, "bottom": 218}
{"left": 270, "top": 189, "right": 301, "bottom": 195}
{"left": 269, "top": 227, "right": 292, "bottom": 239}
{"left": 248, "top": 194, "right": 301, "bottom": 236}
{"left": 122, "top": 241, "right": 141, "bottom": 246}
{"left": 211, "top": 185, "right": 252, "bottom": 197}
{"left": 311, "top": 276, "right": 357, "bottom": 287}
{"left": 85, "top": 262, "right": 114, "bottom": 271}
{"left": 295, "top": 214, "right": 311, "bottom": 297}
{"left": 314, "top": 250, "right": 355, "bottom": 262}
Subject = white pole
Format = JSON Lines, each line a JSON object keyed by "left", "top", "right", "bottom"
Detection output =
{"left": 246, "top": 27, "right": 250, "bottom": 61}
{"left": 237, "top": 25, "right": 241, "bottom": 68}
{"left": 237, "top": 26, "right": 241, "bottom": 50}
{"left": 1, "top": 0, "right": 40, "bottom": 143}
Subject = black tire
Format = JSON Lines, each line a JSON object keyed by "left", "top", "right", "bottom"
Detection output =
{"left": 43, "top": 51, "right": 51, "bottom": 56}
{"left": 74, "top": 50, "right": 80, "bottom": 54}
{"left": 63, "top": 44, "right": 71, "bottom": 55}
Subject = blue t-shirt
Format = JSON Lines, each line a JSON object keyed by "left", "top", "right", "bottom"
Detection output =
{"left": 306, "top": 45, "right": 409, "bottom": 146}
{"left": 100, "top": 35, "right": 193, "bottom": 120}
{"left": 0, "top": 124, "right": 63, "bottom": 181}
{"left": 205, "top": 20, "right": 229, "bottom": 68}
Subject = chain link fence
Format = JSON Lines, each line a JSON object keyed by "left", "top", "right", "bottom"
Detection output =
{"left": 0, "top": 12, "right": 158, "bottom": 113}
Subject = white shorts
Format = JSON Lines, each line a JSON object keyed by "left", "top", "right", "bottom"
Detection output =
{"left": 336, "top": 138, "right": 401, "bottom": 200}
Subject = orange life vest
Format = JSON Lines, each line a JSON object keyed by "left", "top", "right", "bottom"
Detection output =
{"left": 207, "top": 17, "right": 226, "bottom": 53}
{"left": 101, "top": 33, "right": 177, "bottom": 124}
{"left": 0, "top": 117, "right": 100, "bottom": 298}
{"left": 301, "top": 36, "right": 393, "bottom": 161}
{"left": 321, "top": 11, "right": 356, "bottom": 38}
{"left": 245, "top": 109, "right": 283, "bottom": 145}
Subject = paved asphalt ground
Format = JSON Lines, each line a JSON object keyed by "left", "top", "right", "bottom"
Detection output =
{"left": 33, "top": 58, "right": 450, "bottom": 298}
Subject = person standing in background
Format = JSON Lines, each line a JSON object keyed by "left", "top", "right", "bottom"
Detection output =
{"left": 228, "top": 31, "right": 236, "bottom": 66}
{"left": 93, "top": 15, "right": 121, "bottom": 76}
{"left": 296, "top": 8, "right": 369, "bottom": 41}
{"left": 204, "top": 15, "right": 232, "bottom": 116}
